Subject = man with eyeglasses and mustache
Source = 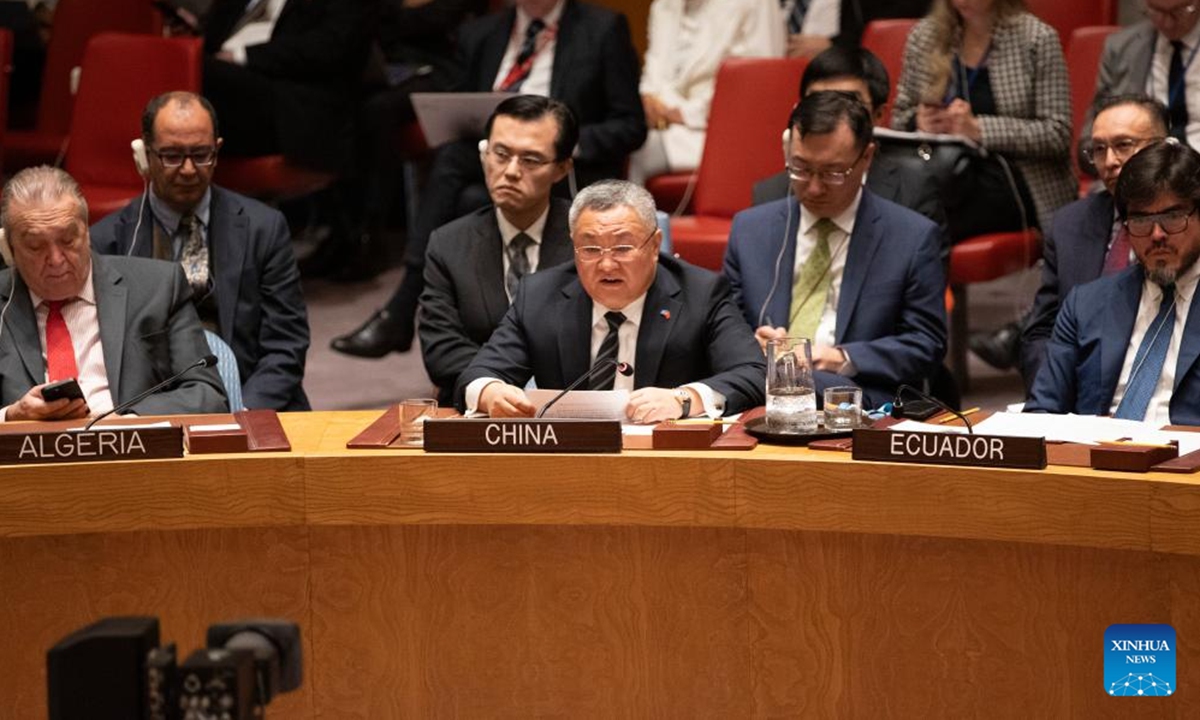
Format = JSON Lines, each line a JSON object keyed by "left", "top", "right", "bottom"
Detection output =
{"left": 90, "top": 92, "right": 311, "bottom": 412}
{"left": 1093, "top": 0, "right": 1200, "bottom": 146}
{"left": 1027, "top": 139, "right": 1200, "bottom": 425}
{"left": 1018, "top": 94, "right": 1168, "bottom": 390}
{"left": 723, "top": 91, "right": 946, "bottom": 410}
{"left": 457, "top": 180, "right": 764, "bottom": 423}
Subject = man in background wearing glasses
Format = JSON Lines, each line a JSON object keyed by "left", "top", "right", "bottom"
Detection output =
{"left": 1093, "top": 0, "right": 1200, "bottom": 147}
{"left": 457, "top": 180, "right": 764, "bottom": 423}
{"left": 1028, "top": 138, "right": 1200, "bottom": 425}
{"left": 1019, "top": 95, "right": 1168, "bottom": 390}
{"left": 90, "top": 92, "right": 311, "bottom": 412}
{"left": 723, "top": 91, "right": 945, "bottom": 410}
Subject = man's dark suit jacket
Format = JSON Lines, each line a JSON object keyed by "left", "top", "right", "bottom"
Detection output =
{"left": 1020, "top": 191, "right": 1113, "bottom": 392}
{"left": 723, "top": 190, "right": 946, "bottom": 408}
{"left": 90, "top": 187, "right": 311, "bottom": 411}
{"left": 1026, "top": 264, "right": 1200, "bottom": 425}
{"left": 0, "top": 255, "right": 227, "bottom": 415}
{"left": 456, "top": 254, "right": 766, "bottom": 414}
{"left": 451, "top": 0, "right": 646, "bottom": 184}
{"left": 419, "top": 199, "right": 574, "bottom": 406}
{"left": 203, "top": 0, "right": 373, "bottom": 170}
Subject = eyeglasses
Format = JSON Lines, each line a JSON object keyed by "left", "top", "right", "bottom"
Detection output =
{"left": 152, "top": 146, "right": 218, "bottom": 168}
{"left": 1087, "top": 137, "right": 1161, "bottom": 166}
{"left": 484, "top": 145, "right": 555, "bottom": 171}
{"left": 1124, "top": 207, "right": 1196, "bottom": 237}
{"left": 786, "top": 149, "right": 866, "bottom": 186}
{"left": 574, "top": 227, "right": 657, "bottom": 262}
{"left": 1145, "top": 1, "right": 1197, "bottom": 22}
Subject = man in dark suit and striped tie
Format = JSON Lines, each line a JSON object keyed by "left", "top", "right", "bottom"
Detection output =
{"left": 456, "top": 181, "right": 765, "bottom": 422}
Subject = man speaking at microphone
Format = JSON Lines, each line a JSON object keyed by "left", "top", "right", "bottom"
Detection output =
{"left": 457, "top": 180, "right": 765, "bottom": 422}
{"left": 0, "top": 166, "right": 227, "bottom": 421}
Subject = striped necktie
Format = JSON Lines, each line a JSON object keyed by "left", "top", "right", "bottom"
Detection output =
{"left": 589, "top": 311, "right": 626, "bottom": 390}
{"left": 498, "top": 19, "right": 546, "bottom": 91}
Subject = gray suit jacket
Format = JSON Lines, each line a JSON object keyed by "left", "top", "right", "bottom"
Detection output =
{"left": 0, "top": 255, "right": 228, "bottom": 416}
{"left": 418, "top": 200, "right": 575, "bottom": 405}
{"left": 90, "top": 187, "right": 311, "bottom": 411}
{"left": 1094, "top": 22, "right": 1157, "bottom": 111}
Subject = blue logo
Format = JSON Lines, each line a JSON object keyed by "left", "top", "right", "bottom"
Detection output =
{"left": 1105, "top": 624, "right": 1175, "bottom": 697}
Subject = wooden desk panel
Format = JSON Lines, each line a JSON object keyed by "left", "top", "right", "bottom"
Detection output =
{"left": 2, "top": 412, "right": 1199, "bottom": 718}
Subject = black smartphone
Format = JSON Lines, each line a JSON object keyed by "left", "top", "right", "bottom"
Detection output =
{"left": 42, "top": 378, "right": 84, "bottom": 402}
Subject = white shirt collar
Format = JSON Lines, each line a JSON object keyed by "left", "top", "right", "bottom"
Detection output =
{"left": 798, "top": 186, "right": 862, "bottom": 237}
{"left": 495, "top": 204, "right": 550, "bottom": 248}
{"left": 592, "top": 292, "right": 648, "bottom": 330}
{"left": 149, "top": 186, "right": 212, "bottom": 235}
{"left": 515, "top": 0, "right": 565, "bottom": 34}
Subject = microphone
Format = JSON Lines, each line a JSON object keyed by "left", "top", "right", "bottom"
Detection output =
{"left": 890, "top": 383, "right": 974, "bottom": 434}
{"left": 83, "top": 354, "right": 218, "bottom": 431}
{"left": 535, "top": 359, "right": 633, "bottom": 419}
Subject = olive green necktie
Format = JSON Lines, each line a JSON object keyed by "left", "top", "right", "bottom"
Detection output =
{"left": 788, "top": 218, "right": 837, "bottom": 339}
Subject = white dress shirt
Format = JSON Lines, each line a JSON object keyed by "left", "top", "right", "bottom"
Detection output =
{"left": 793, "top": 190, "right": 860, "bottom": 348}
{"left": 0, "top": 267, "right": 114, "bottom": 421}
{"left": 1147, "top": 20, "right": 1200, "bottom": 150}
{"left": 492, "top": 0, "right": 565, "bottom": 97}
{"left": 1109, "top": 262, "right": 1200, "bottom": 426}
{"left": 495, "top": 205, "right": 549, "bottom": 302}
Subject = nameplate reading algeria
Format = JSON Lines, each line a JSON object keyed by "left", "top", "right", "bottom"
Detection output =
{"left": 851, "top": 428, "right": 1046, "bottom": 469}
{"left": 424, "top": 419, "right": 622, "bottom": 453}
{"left": 0, "top": 426, "right": 184, "bottom": 466}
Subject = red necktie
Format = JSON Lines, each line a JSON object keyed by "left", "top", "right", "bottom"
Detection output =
{"left": 45, "top": 299, "right": 78, "bottom": 382}
{"left": 1103, "top": 223, "right": 1131, "bottom": 276}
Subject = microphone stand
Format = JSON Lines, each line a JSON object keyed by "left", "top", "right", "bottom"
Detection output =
{"left": 535, "top": 360, "right": 632, "bottom": 419}
{"left": 84, "top": 355, "right": 217, "bottom": 431}
{"left": 892, "top": 384, "right": 974, "bottom": 434}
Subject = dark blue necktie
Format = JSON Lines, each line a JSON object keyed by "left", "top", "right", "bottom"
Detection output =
{"left": 1114, "top": 284, "right": 1176, "bottom": 421}
{"left": 787, "top": 0, "right": 810, "bottom": 35}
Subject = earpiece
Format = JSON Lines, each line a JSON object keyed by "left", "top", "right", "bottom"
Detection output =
{"left": 782, "top": 127, "right": 791, "bottom": 167}
{"left": 0, "top": 229, "right": 11, "bottom": 267}
{"left": 131, "top": 138, "right": 149, "bottom": 177}
{"left": 478, "top": 138, "right": 488, "bottom": 155}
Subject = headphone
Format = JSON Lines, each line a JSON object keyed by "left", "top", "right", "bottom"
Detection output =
{"left": 758, "top": 124, "right": 797, "bottom": 329}
{"left": 127, "top": 139, "right": 151, "bottom": 256}
{"left": 0, "top": 229, "right": 15, "bottom": 348}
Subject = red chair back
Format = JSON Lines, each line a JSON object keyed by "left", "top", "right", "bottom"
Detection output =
{"left": 690, "top": 57, "right": 808, "bottom": 219}
{"left": 1026, "top": 0, "right": 1117, "bottom": 44}
{"left": 32, "top": 0, "right": 158, "bottom": 140}
{"left": 65, "top": 33, "right": 202, "bottom": 218}
{"left": 860, "top": 19, "right": 917, "bottom": 127}
{"left": 1067, "top": 25, "right": 1120, "bottom": 179}
{"left": 0, "top": 29, "right": 13, "bottom": 174}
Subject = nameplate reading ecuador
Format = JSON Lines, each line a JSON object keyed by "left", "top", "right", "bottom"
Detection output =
{"left": 424, "top": 419, "right": 621, "bottom": 453}
{"left": 0, "top": 426, "right": 184, "bottom": 466}
{"left": 851, "top": 428, "right": 1046, "bottom": 469}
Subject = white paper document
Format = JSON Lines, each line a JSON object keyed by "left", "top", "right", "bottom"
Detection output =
{"left": 971, "top": 412, "right": 1176, "bottom": 446}
{"left": 527, "top": 389, "right": 630, "bottom": 420}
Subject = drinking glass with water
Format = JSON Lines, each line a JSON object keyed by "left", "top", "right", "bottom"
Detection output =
{"left": 766, "top": 337, "right": 817, "bottom": 433}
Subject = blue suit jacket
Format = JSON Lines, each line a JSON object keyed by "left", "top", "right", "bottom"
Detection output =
{"left": 456, "top": 254, "right": 766, "bottom": 414}
{"left": 1020, "top": 191, "right": 1113, "bottom": 390}
{"left": 90, "top": 186, "right": 311, "bottom": 411}
{"left": 1026, "top": 265, "right": 1200, "bottom": 425}
{"left": 722, "top": 191, "right": 947, "bottom": 406}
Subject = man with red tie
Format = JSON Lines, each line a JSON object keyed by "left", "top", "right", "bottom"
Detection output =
{"left": 0, "top": 166, "right": 226, "bottom": 421}
{"left": 1019, "top": 95, "right": 1169, "bottom": 389}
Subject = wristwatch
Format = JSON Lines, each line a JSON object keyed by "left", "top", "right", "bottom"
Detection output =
{"left": 673, "top": 389, "right": 692, "bottom": 419}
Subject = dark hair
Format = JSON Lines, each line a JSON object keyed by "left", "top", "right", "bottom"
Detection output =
{"left": 800, "top": 46, "right": 890, "bottom": 111}
{"left": 484, "top": 95, "right": 579, "bottom": 162}
{"left": 141, "top": 91, "right": 220, "bottom": 143}
{"left": 789, "top": 90, "right": 874, "bottom": 152}
{"left": 1114, "top": 139, "right": 1200, "bottom": 218}
{"left": 1091, "top": 93, "right": 1170, "bottom": 137}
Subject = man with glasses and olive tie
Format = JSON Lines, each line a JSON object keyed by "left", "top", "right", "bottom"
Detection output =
{"left": 1027, "top": 138, "right": 1200, "bottom": 425}
{"left": 1020, "top": 95, "right": 1169, "bottom": 389}
{"left": 457, "top": 180, "right": 764, "bottom": 423}
{"left": 722, "top": 91, "right": 946, "bottom": 410}
{"left": 91, "top": 92, "right": 311, "bottom": 412}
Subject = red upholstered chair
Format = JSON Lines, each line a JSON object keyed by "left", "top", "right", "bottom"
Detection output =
{"left": 1067, "top": 25, "right": 1120, "bottom": 187}
{"left": 64, "top": 34, "right": 202, "bottom": 221}
{"left": 0, "top": 29, "right": 13, "bottom": 175}
{"left": 1026, "top": 0, "right": 1117, "bottom": 44}
{"left": 670, "top": 57, "right": 807, "bottom": 270}
{"left": 6, "top": 0, "right": 158, "bottom": 171}
{"left": 860, "top": 19, "right": 917, "bottom": 128}
{"left": 947, "top": 229, "right": 1043, "bottom": 391}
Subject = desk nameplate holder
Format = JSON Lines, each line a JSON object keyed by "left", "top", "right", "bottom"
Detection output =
{"left": 0, "top": 424, "right": 183, "bottom": 466}
{"left": 851, "top": 428, "right": 1047, "bottom": 470}
{"left": 424, "top": 418, "right": 622, "bottom": 453}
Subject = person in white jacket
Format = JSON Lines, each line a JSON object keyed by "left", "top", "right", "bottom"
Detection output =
{"left": 629, "top": 0, "right": 784, "bottom": 184}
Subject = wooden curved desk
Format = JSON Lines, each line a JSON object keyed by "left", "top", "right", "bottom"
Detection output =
{"left": 2, "top": 411, "right": 1197, "bottom": 717}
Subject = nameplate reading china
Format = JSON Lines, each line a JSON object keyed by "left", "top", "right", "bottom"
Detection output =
{"left": 0, "top": 426, "right": 184, "bottom": 465}
{"left": 424, "top": 419, "right": 622, "bottom": 453}
{"left": 851, "top": 428, "right": 1046, "bottom": 469}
